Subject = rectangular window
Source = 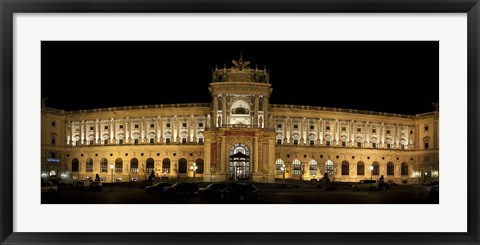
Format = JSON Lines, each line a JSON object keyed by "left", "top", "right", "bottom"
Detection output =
{"left": 424, "top": 126, "right": 429, "bottom": 131}
{"left": 357, "top": 128, "right": 361, "bottom": 133}
{"left": 293, "top": 124, "right": 298, "bottom": 129}
{"left": 372, "top": 143, "right": 377, "bottom": 148}
{"left": 135, "top": 124, "right": 139, "bottom": 129}
{"left": 410, "top": 130, "right": 413, "bottom": 134}
{"left": 51, "top": 138, "right": 56, "bottom": 145}
{"left": 310, "top": 125, "right": 314, "bottom": 130}
{"left": 134, "top": 139, "right": 139, "bottom": 145}
{"left": 424, "top": 143, "right": 429, "bottom": 149}
{"left": 293, "top": 140, "right": 299, "bottom": 145}
{"left": 150, "top": 138, "right": 154, "bottom": 144}
{"left": 198, "top": 138, "right": 204, "bottom": 144}
{"left": 326, "top": 126, "right": 330, "bottom": 131}
{"left": 310, "top": 140, "right": 315, "bottom": 146}
{"left": 51, "top": 152, "right": 56, "bottom": 158}
{"left": 119, "top": 125, "right": 123, "bottom": 129}
{"left": 166, "top": 123, "right": 171, "bottom": 128}
{"left": 182, "top": 138, "right": 187, "bottom": 144}
{"left": 326, "top": 141, "right": 331, "bottom": 146}
{"left": 182, "top": 123, "right": 187, "bottom": 128}
{"left": 104, "top": 140, "right": 108, "bottom": 145}
{"left": 372, "top": 129, "right": 377, "bottom": 134}
{"left": 166, "top": 138, "right": 171, "bottom": 144}
{"left": 105, "top": 125, "right": 109, "bottom": 130}
{"left": 100, "top": 164, "right": 107, "bottom": 173}
{"left": 277, "top": 124, "right": 282, "bottom": 129}
{"left": 341, "top": 127, "right": 346, "bottom": 132}
{"left": 150, "top": 123, "right": 155, "bottom": 128}
{"left": 277, "top": 139, "right": 282, "bottom": 145}
{"left": 401, "top": 144, "right": 406, "bottom": 150}
{"left": 357, "top": 142, "right": 362, "bottom": 148}
{"left": 387, "top": 144, "right": 391, "bottom": 149}
{"left": 90, "top": 126, "right": 94, "bottom": 131}
{"left": 199, "top": 123, "right": 204, "bottom": 127}
{"left": 118, "top": 139, "right": 123, "bottom": 144}
{"left": 51, "top": 121, "right": 56, "bottom": 127}
{"left": 342, "top": 141, "right": 346, "bottom": 147}
{"left": 386, "top": 129, "right": 391, "bottom": 134}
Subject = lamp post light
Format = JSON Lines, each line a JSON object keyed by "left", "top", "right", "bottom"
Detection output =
{"left": 110, "top": 163, "right": 114, "bottom": 192}
{"left": 369, "top": 165, "right": 374, "bottom": 189}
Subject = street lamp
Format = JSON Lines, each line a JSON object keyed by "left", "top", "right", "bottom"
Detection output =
{"left": 281, "top": 164, "right": 286, "bottom": 183}
{"left": 110, "top": 163, "right": 114, "bottom": 192}
{"left": 190, "top": 163, "right": 198, "bottom": 178}
{"left": 369, "top": 164, "right": 374, "bottom": 189}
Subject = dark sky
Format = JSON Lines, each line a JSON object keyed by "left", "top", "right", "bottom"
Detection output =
{"left": 41, "top": 41, "right": 438, "bottom": 115}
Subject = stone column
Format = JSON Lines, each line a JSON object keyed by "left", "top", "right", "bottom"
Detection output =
{"left": 80, "top": 121, "right": 85, "bottom": 145}
{"left": 264, "top": 96, "right": 269, "bottom": 128}
{"left": 254, "top": 137, "right": 259, "bottom": 173}
{"left": 193, "top": 116, "right": 197, "bottom": 142}
{"left": 254, "top": 95, "right": 259, "bottom": 127}
{"left": 66, "top": 121, "right": 71, "bottom": 145}
{"left": 213, "top": 95, "right": 218, "bottom": 128}
{"left": 158, "top": 116, "right": 163, "bottom": 144}
{"left": 110, "top": 119, "right": 114, "bottom": 143}
{"left": 141, "top": 117, "right": 146, "bottom": 143}
{"left": 351, "top": 121, "right": 356, "bottom": 146}
{"left": 306, "top": 118, "right": 310, "bottom": 145}
{"left": 283, "top": 117, "right": 288, "bottom": 143}
{"left": 114, "top": 119, "right": 117, "bottom": 144}
{"left": 299, "top": 117, "right": 304, "bottom": 144}
{"left": 289, "top": 117, "right": 293, "bottom": 144}
{"left": 220, "top": 136, "right": 226, "bottom": 173}
{"left": 221, "top": 95, "right": 227, "bottom": 127}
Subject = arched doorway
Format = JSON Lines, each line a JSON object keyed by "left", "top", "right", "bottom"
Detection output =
{"left": 229, "top": 143, "right": 250, "bottom": 181}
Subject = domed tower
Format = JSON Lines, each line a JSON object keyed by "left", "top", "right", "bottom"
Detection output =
{"left": 203, "top": 54, "right": 276, "bottom": 183}
{"left": 209, "top": 54, "right": 272, "bottom": 129}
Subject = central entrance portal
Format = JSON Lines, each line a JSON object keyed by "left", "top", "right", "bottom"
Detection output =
{"left": 229, "top": 143, "right": 250, "bottom": 181}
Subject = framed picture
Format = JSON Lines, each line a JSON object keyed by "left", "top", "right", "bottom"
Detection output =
{"left": 1, "top": 1, "right": 479, "bottom": 244}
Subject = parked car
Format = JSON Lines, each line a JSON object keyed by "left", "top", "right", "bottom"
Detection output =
{"left": 75, "top": 181, "right": 87, "bottom": 191}
{"left": 88, "top": 181, "right": 103, "bottom": 192}
{"left": 219, "top": 183, "right": 259, "bottom": 201}
{"left": 41, "top": 183, "right": 58, "bottom": 193}
{"left": 145, "top": 182, "right": 172, "bottom": 194}
{"left": 352, "top": 180, "right": 379, "bottom": 191}
{"left": 387, "top": 180, "right": 398, "bottom": 187}
{"left": 198, "top": 183, "right": 227, "bottom": 198}
{"left": 164, "top": 182, "right": 198, "bottom": 195}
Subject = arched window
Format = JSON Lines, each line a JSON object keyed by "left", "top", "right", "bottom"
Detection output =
{"left": 100, "top": 158, "right": 108, "bottom": 172}
{"left": 115, "top": 158, "right": 123, "bottom": 173}
{"left": 179, "top": 158, "right": 188, "bottom": 173}
{"left": 130, "top": 158, "right": 139, "bottom": 173}
{"left": 292, "top": 160, "right": 301, "bottom": 175}
{"left": 162, "top": 158, "right": 171, "bottom": 173}
{"left": 325, "top": 160, "right": 334, "bottom": 175}
{"left": 357, "top": 161, "right": 365, "bottom": 175}
{"left": 387, "top": 162, "right": 394, "bottom": 176}
{"left": 309, "top": 160, "right": 318, "bottom": 176}
{"left": 372, "top": 161, "right": 380, "bottom": 175}
{"left": 276, "top": 159, "right": 284, "bottom": 175}
{"left": 72, "top": 158, "right": 79, "bottom": 172}
{"left": 341, "top": 161, "right": 349, "bottom": 175}
{"left": 195, "top": 158, "right": 204, "bottom": 174}
{"left": 401, "top": 162, "right": 408, "bottom": 176}
{"left": 86, "top": 158, "right": 93, "bottom": 172}
{"left": 146, "top": 158, "right": 154, "bottom": 174}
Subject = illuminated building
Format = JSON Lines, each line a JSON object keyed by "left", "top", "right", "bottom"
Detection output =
{"left": 41, "top": 55, "right": 439, "bottom": 184}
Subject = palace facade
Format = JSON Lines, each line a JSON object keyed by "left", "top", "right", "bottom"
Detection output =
{"left": 41, "top": 56, "right": 439, "bottom": 184}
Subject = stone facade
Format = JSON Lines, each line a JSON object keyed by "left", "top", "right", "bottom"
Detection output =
{"left": 41, "top": 56, "right": 439, "bottom": 184}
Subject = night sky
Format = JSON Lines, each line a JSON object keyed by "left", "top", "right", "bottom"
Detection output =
{"left": 41, "top": 41, "right": 438, "bottom": 115}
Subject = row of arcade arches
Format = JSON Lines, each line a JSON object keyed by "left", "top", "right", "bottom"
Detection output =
{"left": 70, "top": 157, "right": 204, "bottom": 174}
{"left": 275, "top": 159, "right": 409, "bottom": 176}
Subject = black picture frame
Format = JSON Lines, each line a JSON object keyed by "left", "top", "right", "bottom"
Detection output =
{"left": 1, "top": 1, "right": 479, "bottom": 244}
